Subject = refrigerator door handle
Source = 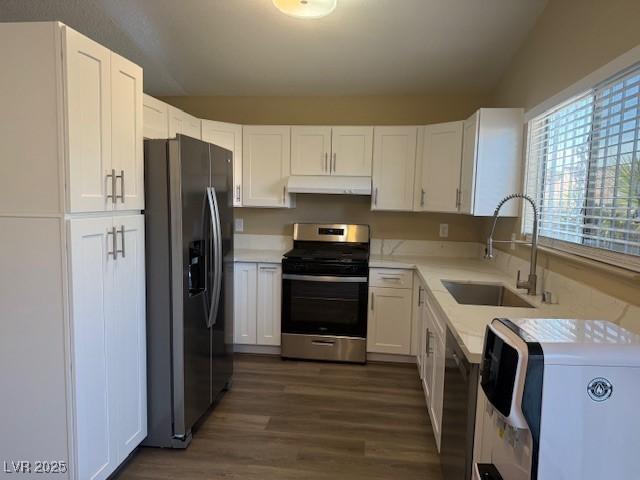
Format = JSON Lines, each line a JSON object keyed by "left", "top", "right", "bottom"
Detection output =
{"left": 206, "top": 186, "right": 223, "bottom": 328}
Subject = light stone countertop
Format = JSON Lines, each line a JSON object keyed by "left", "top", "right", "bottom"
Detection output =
{"left": 371, "top": 254, "right": 597, "bottom": 364}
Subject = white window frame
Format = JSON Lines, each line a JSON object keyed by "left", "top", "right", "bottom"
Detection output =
{"left": 522, "top": 45, "right": 640, "bottom": 273}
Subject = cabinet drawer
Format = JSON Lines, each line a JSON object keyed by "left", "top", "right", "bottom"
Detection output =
{"left": 369, "top": 268, "right": 413, "bottom": 289}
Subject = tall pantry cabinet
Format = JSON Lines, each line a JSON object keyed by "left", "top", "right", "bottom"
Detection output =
{"left": 0, "top": 22, "right": 146, "bottom": 480}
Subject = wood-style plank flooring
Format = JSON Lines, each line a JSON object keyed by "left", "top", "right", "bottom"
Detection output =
{"left": 116, "top": 354, "right": 443, "bottom": 480}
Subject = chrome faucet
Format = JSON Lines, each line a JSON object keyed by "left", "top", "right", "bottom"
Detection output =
{"left": 485, "top": 193, "right": 540, "bottom": 296}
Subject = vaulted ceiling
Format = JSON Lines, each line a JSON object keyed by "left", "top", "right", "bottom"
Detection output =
{"left": 0, "top": 0, "right": 547, "bottom": 96}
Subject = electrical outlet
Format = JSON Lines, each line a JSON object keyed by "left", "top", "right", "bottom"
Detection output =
{"left": 234, "top": 218, "right": 244, "bottom": 233}
{"left": 439, "top": 224, "right": 449, "bottom": 238}
{"left": 511, "top": 233, "right": 517, "bottom": 250}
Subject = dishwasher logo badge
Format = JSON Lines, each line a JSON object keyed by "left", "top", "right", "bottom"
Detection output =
{"left": 587, "top": 378, "right": 613, "bottom": 402}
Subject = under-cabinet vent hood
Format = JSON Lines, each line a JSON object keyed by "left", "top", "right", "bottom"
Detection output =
{"left": 287, "top": 176, "right": 372, "bottom": 195}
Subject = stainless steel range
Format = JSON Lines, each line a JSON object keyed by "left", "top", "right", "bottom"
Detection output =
{"left": 281, "top": 223, "right": 370, "bottom": 364}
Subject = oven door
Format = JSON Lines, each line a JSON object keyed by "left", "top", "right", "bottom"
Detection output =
{"left": 282, "top": 274, "right": 368, "bottom": 338}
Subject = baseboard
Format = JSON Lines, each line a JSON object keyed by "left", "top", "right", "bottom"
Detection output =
{"left": 366, "top": 353, "right": 416, "bottom": 364}
{"left": 233, "top": 345, "right": 417, "bottom": 364}
{"left": 233, "top": 344, "right": 281, "bottom": 355}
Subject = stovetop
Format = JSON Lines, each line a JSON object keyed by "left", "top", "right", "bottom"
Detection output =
{"left": 283, "top": 243, "right": 369, "bottom": 264}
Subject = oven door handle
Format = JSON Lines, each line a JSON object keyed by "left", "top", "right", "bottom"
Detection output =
{"left": 282, "top": 274, "right": 368, "bottom": 283}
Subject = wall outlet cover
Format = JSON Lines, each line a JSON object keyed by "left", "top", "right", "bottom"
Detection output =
{"left": 234, "top": 218, "right": 244, "bottom": 233}
{"left": 439, "top": 224, "right": 449, "bottom": 238}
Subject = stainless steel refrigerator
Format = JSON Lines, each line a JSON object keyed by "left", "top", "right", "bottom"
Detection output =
{"left": 143, "top": 135, "right": 234, "bottom": 448}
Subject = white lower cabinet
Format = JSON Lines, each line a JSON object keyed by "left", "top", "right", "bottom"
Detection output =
{"left": 68, "top": 214, "right": 146, "bottom": 480}
{"left": 367, "top": 269, "right": 413, "bottom": 355}
{"left": 417, "top": 281, "right": 446, "bottom": 451}
{"left": 234, "top": 262, "right": 282, "bottom": 346}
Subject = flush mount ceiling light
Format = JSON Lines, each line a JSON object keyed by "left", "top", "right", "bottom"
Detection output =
{"left": 272, "top": 0, "right": 337, "bottom": 19}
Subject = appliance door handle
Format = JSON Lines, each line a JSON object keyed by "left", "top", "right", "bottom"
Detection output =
{"left": 312, "top": 340, "right": 335, "bottom": 347}
{"left": 282, "top": 274, "right": 367, "bottom": 283}
{"left": 207, "top": 186, "right": 223, "bottom": 328}
{"left": 451, "top": 351, "right": 468, "bottom": 381}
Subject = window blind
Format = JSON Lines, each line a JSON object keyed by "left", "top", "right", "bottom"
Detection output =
{"left": 525, "top": 64, "right": 640, "bottom": 269}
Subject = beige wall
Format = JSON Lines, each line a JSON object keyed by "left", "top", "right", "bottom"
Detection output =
{"left": 162, "top": 93, "right": 488, "bottom": 243}
{"left": 161, "top": 94, "right": 487, "bottom": 126}
{"left": 236, "top": 194, "right": 485, "bottom": 240}
{"left": 488, "top": 0, "right": 640, "bottom": 306}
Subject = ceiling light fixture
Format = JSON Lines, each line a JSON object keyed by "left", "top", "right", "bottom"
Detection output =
{"left": 272, "top": 0, "right": 337, "bottom": 19}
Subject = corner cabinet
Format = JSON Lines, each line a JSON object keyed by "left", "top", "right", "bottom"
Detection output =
{"left": 0, "top": 22, "right": 146, "bottom": 480}
{"left": 459, "top": 108, "right": 524, "bottom": 216}
{"left": 371, "top": 127, "right": 418, "bottom": 211}
{"left": 143, "top": 94, "right": 169, "bottom": 139}
{"left": 242, "top": 126, "right": 294, "bottom": 208}
{"left": 414, "top": 122, "right": 463, "bottom": 213}
{"left": 202, "top": 120, "right": 243, "bottom": 206}
{"left": 234, "top": 262, "right": 282, "bottom": 346}
{"left": 168, "top": 106, "right": 202, "bottom": 140}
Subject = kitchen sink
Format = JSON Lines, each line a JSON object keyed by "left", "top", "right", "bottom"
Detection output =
{"left": 442, "top": 281, "right": 535, "bottom": 308}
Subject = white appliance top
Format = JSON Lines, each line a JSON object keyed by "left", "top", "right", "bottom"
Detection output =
{"left": 510, "top": 318, "right": 640, "bottom": 366}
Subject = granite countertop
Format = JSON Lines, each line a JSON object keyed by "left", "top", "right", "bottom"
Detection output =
{"left": 371, "top": 254, "right": 592, "bottom": 363}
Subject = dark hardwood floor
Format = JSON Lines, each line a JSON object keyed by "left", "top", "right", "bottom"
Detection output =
{"left": 116, "top": 354, "right": 443, "bottom": 480}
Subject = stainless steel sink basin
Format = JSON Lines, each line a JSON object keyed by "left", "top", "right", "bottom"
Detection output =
{"left": 442, "top": 281, "right": 535, "bottom": 308}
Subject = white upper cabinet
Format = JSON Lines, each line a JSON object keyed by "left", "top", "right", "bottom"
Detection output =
{"left": 331, "top": 126, "right": 373, "bottom": 176}
{"left": 143, "top": 94, "right": 169, "bottom": 139}
{"left": 414, "top": 122, "right": 463, "bottom": 213}
{"left": 242, "top": 125, "right": 293, "bottom": 208}
{"left": 371, "top": 126, "right": 417, "bottom": 211}
{"left": 168, "top": 106, "right": 202, "bottom": 140}
{"left": 111, "top": 53, "right": 144, "bottom": 211}
{"left": 290, "top": 126, "right": 373, "bottom": 177}
{"left": 63, "top": 26, "right": 143, "bottom": 214}
{"left": 291, "top": 126, "right": 332, "bottom": 176}
{"left": 459, "top": 108, "right": 524, "bottom": 216}
{"left": 64, "top": 26, "right": 113, "bottom": 213}
{"left": 202, "top": 120, "right": 243, "bottom": 206}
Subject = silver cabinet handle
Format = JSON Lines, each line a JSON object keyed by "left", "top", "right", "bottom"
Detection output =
{"left": 333, "top": 152, "right": 337, "bottom": 172}
{"left": 456, "top": 188, "right": 461, "bottom": 209}
{"left": 425, "top": 328, "right": 431, "bottom": 356}
{"left": 371, "top": 291, "right": 375, "bottom": 310}
{"left": 380, "top": 276, "right": 401, "bottom": 281}
{"left": 117, "top": 225, "right": 125, "bottom": 258}
{"left": 236, "top": 185, "right": 241, "bottom": 202}
{"left": 106, "top": 169, "right": 116, "bottom": 204}
{"left": 107, "top": 227, "right": 117, "bottom": 259}
{"left": 324, "top": 152, "right": 328, "bottom": 172}
{"left": 282, "top": 185, "right": 286, "bottom": 204}
{"left": 259, "top": 265, "right": 279, "bottom": 271}
{"left": 418, "top": 286, "right": 423, "bottom": 306}
{"left": 421, "top": 189, "right": 425, "bottom": 207}
{"left": 115, "top": 170, "right": 125, "bottom": 203}
{"left": 374, "top": 187, "right": 378, "bottom": 206}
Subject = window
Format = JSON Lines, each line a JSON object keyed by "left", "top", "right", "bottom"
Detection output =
{"left": 525, "top": 64, "right": 640, "bottom": 271}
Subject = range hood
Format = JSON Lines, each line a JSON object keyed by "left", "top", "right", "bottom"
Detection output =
{"left": 287, "top": 176, "right": 372, "bottom": 195}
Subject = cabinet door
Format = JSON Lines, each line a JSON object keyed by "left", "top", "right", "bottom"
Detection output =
{"left": 143, "top": 94, "right": 169, "bottom": 139}
{"left": 256, "top": 264, "right": 282, "bottom": 346}
{"left": 332, "top": 126, "right": 373, "bottom": 176}
{"left": 459, "top": 112, "right": 479, "bottom": 214}
{"left": 111, "top": 215, "right": 146, "bottom": 462}
{"left": 421, "top": 298, "right": 434, "bottom": 402}
{"left": 111, "top": 53, "right": 144, "bottom": 211}
{"left": 233, "top": 263, "right": 257, "bottom": 344}
{"left": 202, "top": 120, "right": 243, "bottom": 206}
{"left": 291, "top": 126, "right": 332, "bottom": 176}
{"left": 242, "top": 126, "right": 292, "bottom": 207}
{"left": 68, "top": 216, "right": 116, "bottom": 480}
{"left": 430, "top": 328, "right": 445, "bottom": 450}
{"left": 168, "top": 106, "right": 183, "bottom": 138}
{"left": 367, "top": 287, "right": 412, "bottom": 355}
{"left": 182, "top": 113, "right": 202, "bottom": 140}
{"left": 63, "top": 26, "right": 112, "bottom": 213}
{"left": 415, "top": 122, "right": 463, "bottom": 213}
{"left": 372, "top": 127, "right": 417, "bottom": 211}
